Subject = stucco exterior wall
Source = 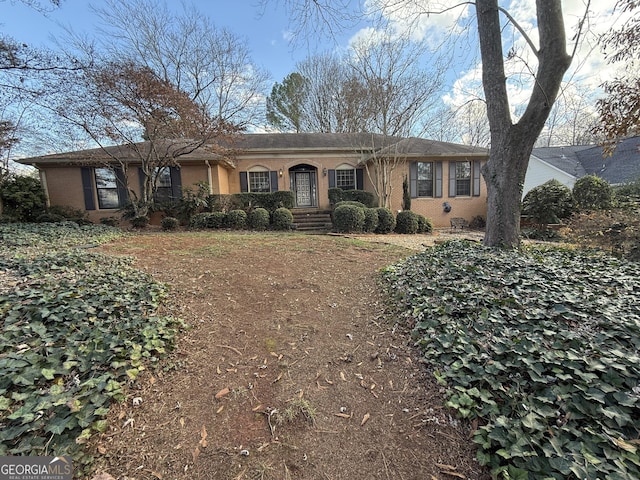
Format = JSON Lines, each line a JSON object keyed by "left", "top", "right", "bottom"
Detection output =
{"left": 384, "top": 159, "right": 488, "bottom": 228}
{"left": 43, "top": 167, "right": 85, "bottom": 212}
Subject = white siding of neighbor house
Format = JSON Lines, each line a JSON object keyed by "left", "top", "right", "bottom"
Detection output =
{"left": 523, "top": 156, "right": 577, "bottom": 197}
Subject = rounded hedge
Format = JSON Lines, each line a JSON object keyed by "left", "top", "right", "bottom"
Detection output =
{"left": 333, "top": 204, "right": 365, "bottom": 233}
{"left": 523, "top": 179, "right": 573, "bottom": 224}
{"left": 416, "top": 214, "right": 433, "bottom": 234}
{"left": 363, "top": 208, "right": 379, "bottom": 233}
{"left": 226, "top": 209, "right": 247, "bottom": 230}
{"left": 573, "top": 175, "right": 612, "bottom": 211}
{"left": 395, "top": 210, "right": 419, "bottom": 234}
{"left": 248, "top": 207, "right": 270, "bottom": 231}
{"left": 375, "top": 208, "right": 396, "bottom": 234}
{"left": 272, "top": 207, "right": 294, "bottom": 230}
{"left": 161, "top": 216, "right": 180, "bottom": 231}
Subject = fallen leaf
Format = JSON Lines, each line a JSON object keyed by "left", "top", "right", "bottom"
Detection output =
{"left": 252, "top": 405, "right": 264, "bottom": 412}
{"left": 151, "top": 471, "right": 163, "bottom": 479}
{"left": 179, "top": 418, "right": 185, "bottom": 428}
{"left": 216, "top": 405, "right": 224, "bottom": 414}
{"left": 97, "top": 444, "right": 107, "bottom": 455}
{"left": 199, "top": 425, "right": 208, "bottom": 448}
{"left": 215, "top": 387, "right": 230, "bottom": 399}
{"left": 435, "top": 463, "right": 457, "bottom": 471}
{"left": 272, "top": 372, "right": 283, "bottom": 383}
{"left": 334, "top": 413, "right": 351, "bottom": 419}
{"left": 216, "top": 365, "right": 221, "bottom": 374}
{"left": 361, "top": 413, "right": 370, "bottom": 426}
{"left": 340, "top": 371, "right": 346, "bottom": 381}
{"left": 192, "top": 446, "right": 200, "bottom": 462}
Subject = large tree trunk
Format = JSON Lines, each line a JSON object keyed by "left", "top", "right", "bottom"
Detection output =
{"left": 477, "top": 0, "right": 572, "bottom": 248}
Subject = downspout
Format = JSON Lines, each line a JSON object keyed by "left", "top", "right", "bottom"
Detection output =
{"left": 205, "top": 160, "right": 213, "bottom": 194}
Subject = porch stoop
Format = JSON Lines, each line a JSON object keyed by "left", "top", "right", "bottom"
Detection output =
{"left": 292, "top": 209, "right": 333, "bottom": 233}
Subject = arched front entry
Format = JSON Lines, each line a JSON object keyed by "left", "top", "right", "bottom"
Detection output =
{"left": 289, "top": 164, "right": 318, "bottom": 208}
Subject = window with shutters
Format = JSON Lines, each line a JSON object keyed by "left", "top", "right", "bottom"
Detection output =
{"left": 248, "top": 168, "right": 271, "bottom": 192}
{"left": 95, "top": 168, "right": 121, "bottom": 209}
{"left": 417, "top": 162, "right": 434, "bottom": 197}
{"left": 455, "top": 161, "right": 472, "bottom": 196}
{"left": 155, "top": 167, "right": 173, "bottom": 203}
{"left": 336, "top": 164, "right": 356, "bottom": 190}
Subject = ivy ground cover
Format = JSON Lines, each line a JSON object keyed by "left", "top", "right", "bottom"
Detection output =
{"left": 382, "top": 241, "right": 640, "bottom": 479}
{"left": 0, "top": 223, "right": 182, "bottom": 467}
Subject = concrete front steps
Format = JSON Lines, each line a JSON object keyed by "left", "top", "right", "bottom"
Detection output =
{"left": 292, "top": 209, "right": 333, "bottom": 233}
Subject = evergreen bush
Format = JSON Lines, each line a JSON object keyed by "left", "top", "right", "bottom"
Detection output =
{"left": 248, "top": 208, "right": 270, "bottom": 231}
{"left": 573, "top": 175, "right": 612, "bottom": 211}
{"left": 363, "top": 208, "right": 379, "bottom": 233}
{"left": 1, "top": 175, "right": 47, "bottom": 221}
{"left": 333, "top": 204, "right": 365, "bottom": 233}
{"left": 161, "top": 216, "right": 180, "bottom": 231}
{"left": 522, "top": 179, "right": 573, "bottom": 225}
{"left": 395, "top": 210, "right": 419, "bottom": 234}
{"left": 375, "top": 208, "right": 396, "bottom": 234}
{"left": 272, "top": 207, "right": 294, "bottom": 230}
{"left": 416, "top": 214, "right": 433, "bottom": 234}
{"left": 225, "top": 209, "right": 247, "bottom": 230}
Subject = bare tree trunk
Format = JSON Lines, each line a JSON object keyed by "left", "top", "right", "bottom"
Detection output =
{"left": 478, "top": 0, "right": 572, "bottom": 247}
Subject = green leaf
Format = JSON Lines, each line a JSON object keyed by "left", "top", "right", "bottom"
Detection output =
{"left": 41, "top": 368, "right": 56, "bottom": 380}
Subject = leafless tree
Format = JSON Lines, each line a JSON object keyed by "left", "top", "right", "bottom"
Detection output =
{"left": 90, "top": 0, "right": 271, "bottom": 129}
{"left": 47, "top": 60, "right": 238, "bottom": 217}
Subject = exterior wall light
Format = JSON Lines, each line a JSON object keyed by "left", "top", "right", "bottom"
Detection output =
{"left": 279, "top": 169, "right": 283, "bottom": 177}
{"left": 442, "top": 201, "right": 452, "bottom": 213}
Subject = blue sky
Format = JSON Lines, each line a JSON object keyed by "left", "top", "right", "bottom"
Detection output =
{"left": 0, "top": 0, "right": 326, "bottom": 83}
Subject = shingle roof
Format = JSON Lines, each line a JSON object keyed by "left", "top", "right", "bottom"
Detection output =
{"left": 532, "top": 137, "right": 640, "bottom": 185}
{"left": 17, "top": 133, "right": 486, "bottom": 166}
{"left": 577, "top": 137, "right": 640, "bottom": 184}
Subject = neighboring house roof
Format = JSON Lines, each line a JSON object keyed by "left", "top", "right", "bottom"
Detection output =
{"left": 531, "top": 136, "right": 640, "bottom": 186}
{"left": 577, "top": 137, "right": 640, "bottom": 185}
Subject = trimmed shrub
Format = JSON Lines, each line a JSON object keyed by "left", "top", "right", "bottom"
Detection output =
{"left": 333, "top": 204, "right": 365, "bottom": 233}
{"left": 189, "top": 212, "right": 211, "bottom": 229}
{"left": 225, "top": 209, "right": 247, "bottom": 230}
{"left": 395, "top": 210, "right": 419, "bottom": 234}
{"left": 35, "top": 212, "right": 65, "bottom": 223}
{"left": 0, "top": 214, "right": 16, "bottom": 224}
{"left": 48, "top": 205, "right": 90, "bottom": 224}
{"left": 522, "top": 179, "right": 573, "bottom": 225}
{"left": 363, "top": 208, "right": 379, "bottom": 233}
{"left": 329, "top": 188, "right": 375, "bottom": 207}
{"left": 375, "top": 208, "right": 396, "bottom": 234}
{"left": 131, "top": 215, "right": 150, "bottom": 229}
{"left": 573, "top": 175, "right": 612, "bottom": 211}
{"left": 161, "top": 216, "right": 180, "bottom": 231}
{"left": 272, "top": 207, "right": 293, "bottom": 230}
{"left": 248, "top": 208, "right": 270, "bottom": 231}
{"left": 100, "top": 216, "right": 120, "bottom": 227}
{"left": 334, "top": 200, "right": 366, "bottom": 209}
{"left": 416, "top": 214, "right": 433, "bottom": 234}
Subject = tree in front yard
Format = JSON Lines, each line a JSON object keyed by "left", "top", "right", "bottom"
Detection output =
{"left": 51, "top": 60, "right": 238, "bottom": 218}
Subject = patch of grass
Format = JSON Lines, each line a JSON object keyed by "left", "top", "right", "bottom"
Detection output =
{"left": 277, "top": 398, "right": 317, "bottom": 427}
{"left": 382, "top": 240, "right": 640, "bottom": 480}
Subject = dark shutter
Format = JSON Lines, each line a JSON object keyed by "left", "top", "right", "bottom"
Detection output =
{"left": 435, "top": 162, "right": 443, "bottom": 198}
{"left": 409, "top": 162, "right": 418, "bottom": 198}
{"left": 138, "top": 167, "right": 146, "bottom": 198}
{"left": 240, "top": 172, "right": 248, "bottom": 192}
{"left": 472, "top": 160, "right": 481, "bottom": 196}
{"left": 328, "top": 169, "right": 336, "bottom": 188}
{"left": 356, "top": 168, "right": 364, "bottom": 190}
{"left": 115, "top": 168, "right": 128, "bottom": 206}
{"left": 170, "top": 166, "right": 182, "bottom": 198}
{"left": 270, "top": 171, "right": 279, "bottom": 192}
{"left": 448, "top": 162, "right": 456, "bottom": 197}
{"left": 80, "top": 167, "right": 95, "bottom": 211}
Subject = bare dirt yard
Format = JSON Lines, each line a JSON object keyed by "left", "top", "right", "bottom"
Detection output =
{"left": 90, "top": 230, "right": 489, "bottom": 480}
